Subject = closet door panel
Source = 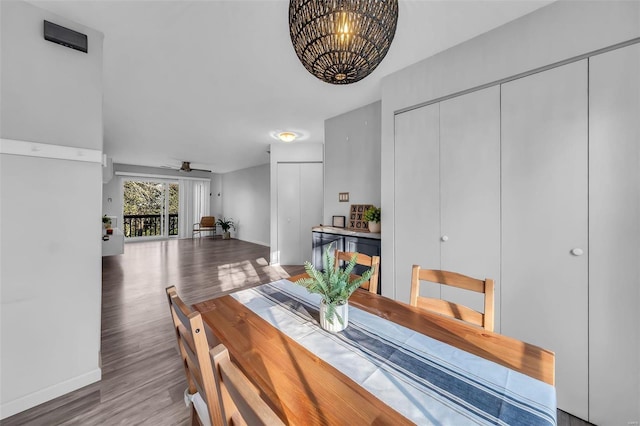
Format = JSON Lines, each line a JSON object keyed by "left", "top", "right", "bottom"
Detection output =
{"left": 394, "top": 104, "right": 440, "bottom": 303}
{"left": 299, "top": 163, "right": 324, "bottom": 264}
{"left": 501, "top": 60, "right": 588, "bottom": 418}
{"left": 277, "top": 163, "right": 301, "bottom": 265}
{"left": 589, "top": 44, "right": 640, "bottom": 426}
{"left": 440, "top": 86, "right": 501, "bottom": 328}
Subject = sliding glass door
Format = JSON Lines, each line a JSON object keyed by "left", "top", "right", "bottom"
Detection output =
{"left": 123, "top": 179, "right": 179, "bottom": 239}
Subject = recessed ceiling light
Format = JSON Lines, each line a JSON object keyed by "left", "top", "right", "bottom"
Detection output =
{"left": 277, "top": 131, "right": 298, "bottom": 143}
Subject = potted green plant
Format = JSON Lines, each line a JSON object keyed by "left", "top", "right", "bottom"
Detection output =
{"left": 363, "top": 206, "right": 381, "bottom": 233}
{"left": 216, "top": 217, "right": 236, "bottom": 239}
{"left": 102, "top": 214, "right": 112, "bottom": 229}
{"left": 295, "top": 244, "right": 373, "bottom": 332}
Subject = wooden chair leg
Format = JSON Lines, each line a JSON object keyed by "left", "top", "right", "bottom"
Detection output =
{"left": 190, "top": 404, "right": 199, "bottom": 425}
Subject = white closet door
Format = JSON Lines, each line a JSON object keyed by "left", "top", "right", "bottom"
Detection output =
{"left": 502, "top": 60, "right": 589, "bottom": 418}
{"left": 439, "top": 86, "right": 501, "bottom": 329}
{"left": 277, "top": 162, "right": 323, "bottom": 265}
{"left": 277, "top": 163, "right": 301, "bottom": 265}
{"left": 299, "top": 163, "right": 323, "bottom": 265}
{"left": 589, "top": 44, "right": 640, "bottom": 426}
{"left": 394, "top": 104, "right": 440, "bottom": 303}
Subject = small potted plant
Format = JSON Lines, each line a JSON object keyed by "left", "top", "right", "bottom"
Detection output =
{"left": 216, "top": 217, "right": 236, "bottom": 239}
{"left": 363, "top": 206, "right": 381, "bottom": 233}
{"left": 102, "top": 214, "right": 112, "bottom": 230}
{"left": 295, "top": 244, "right": 372, "bottom": 332}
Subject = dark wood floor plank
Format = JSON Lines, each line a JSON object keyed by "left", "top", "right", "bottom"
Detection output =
{"left": 1, "top": 237, "right": 590, "bottom": 425}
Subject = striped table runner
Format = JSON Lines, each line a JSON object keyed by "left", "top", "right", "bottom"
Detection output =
{"left": 231, "top": 280, "right": 557, "bottom": 426}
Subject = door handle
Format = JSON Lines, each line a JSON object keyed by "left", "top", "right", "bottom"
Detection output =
{"left": 441, "top": 235, "right": 449, "bottom": 242}
{"left": 570, "top": 248, "right": 584, "bottom": 256}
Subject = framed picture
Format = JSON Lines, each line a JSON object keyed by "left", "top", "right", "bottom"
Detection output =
{"left": 332, "top": 215, "right": 346, "bottom": 228}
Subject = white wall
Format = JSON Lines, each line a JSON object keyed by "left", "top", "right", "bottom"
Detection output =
{"left": 219, "top": 164, "right": 270, "bottom": 246}
{"left": 0, "top": 2, "right": 103, "bottom": 150}
{"left": 210, "top": 172, "right": 223, "bottom": 220}
{"left": 102, "top": 167, "right": 122, "bottom": 225}
{"left": 0, "top": 0, "right": 104, "bottom": 418}
{"left": 269, "top": 143, "right": 323, "bottom": 264}
{"left": 324, "top": 101, "right": 381, "bottom": 225}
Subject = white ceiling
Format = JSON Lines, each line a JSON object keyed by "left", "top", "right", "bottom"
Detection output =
{"left": 30, "top": 0, "right": 553, "bottom": 173}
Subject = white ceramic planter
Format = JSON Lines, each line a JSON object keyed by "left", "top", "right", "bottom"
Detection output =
{"left": 319, "top": 300, "right": 349, "bottom": 332}
{"left": 368, "top": 221, "right": 381, "bottom": 233}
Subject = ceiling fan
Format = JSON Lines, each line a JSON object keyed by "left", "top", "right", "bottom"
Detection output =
{"left": 165, "top": 161, "right": 212, "bottom": 173}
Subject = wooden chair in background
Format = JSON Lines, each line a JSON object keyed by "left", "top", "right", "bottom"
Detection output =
{"left": 334, "top": 251, "right": 381, "bottom": 294}
{"left": 210, "top": 344, "right": 285, "bottom": 426}
{"left": 409, "top": 265, "right": 495, "bottom": 332}
{"left": 193, "top": 216, "right": 217, "bottom": 238}
{"left": 166, "top": 286, "right": 222, "bottom": 426}
{"left": 289, "top": 251, "right": 381, "bottom": 293}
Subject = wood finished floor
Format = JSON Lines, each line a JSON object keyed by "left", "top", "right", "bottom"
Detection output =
{"left": 3, "top": 238, "right": 591, "bottom": 426}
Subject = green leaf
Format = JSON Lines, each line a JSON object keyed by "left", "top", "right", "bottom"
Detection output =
{"left": 292, "top": 243, "right": 375, "bottom": 307}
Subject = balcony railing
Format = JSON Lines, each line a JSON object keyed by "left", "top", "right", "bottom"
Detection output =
{"left": 123, "top": 214, "right": 179, "bottom": 238}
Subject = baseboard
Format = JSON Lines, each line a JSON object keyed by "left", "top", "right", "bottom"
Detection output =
{"left": 178, "top": 235, "right": 269, "bottom": 246}
{"left": 0, "top": 368, "right": 101, "bottom": 420}
{"left": 237, "top": 238, "right": 269, "bottom": 247}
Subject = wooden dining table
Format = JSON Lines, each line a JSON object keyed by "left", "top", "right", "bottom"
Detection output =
{"left": 193, "top": 279, "right": 556, "bottom": 425}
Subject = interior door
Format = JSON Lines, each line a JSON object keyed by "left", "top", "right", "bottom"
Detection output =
{"left": 299, "top": 162, "right": 323, "bottom": 264}
{"left": 394, "top": 104, "right": 440, "bottom": 303}
{"left": 501, "top": 60, "right": 589, "bottom": 418}
{"left": 277, "top": 162, "right": 323, "bottom": 265}
{"left": 588, "top": 43, "right": 640, "bottom": 426}
{"left": 277, "top": 163, "right": 301, "bottom": 265}
{"left": 439, "top": 86, "right": 501, "bottom": 329}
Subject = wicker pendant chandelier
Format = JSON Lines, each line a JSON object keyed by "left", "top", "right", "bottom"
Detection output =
{"left": 289, "top": 0, "right": 399, "bottom": 85}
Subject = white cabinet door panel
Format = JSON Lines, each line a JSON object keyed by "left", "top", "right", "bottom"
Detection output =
{"left": 440, "top": 86, "right": 501, "bottom": 329}
{"left": 394, "top": 104, "right": 440, "bottom": 303}
{"left": 299, "top": 163, "right": 324, "bottom": 265}
{"left": 278, "top": 163, "right": 323, "bottom": 265}
{"left": 502, "top": 60, "right": 589, "bottom": 418}
{"left": 277, "top": 163, "right": 301, "bottom": 265}
{"left": 589, "top": 44, "right": 640, "bottom": 426}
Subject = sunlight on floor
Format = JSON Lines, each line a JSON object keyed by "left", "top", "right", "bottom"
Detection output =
{"left": 255, "top": 257, "right": 269, "bottom": 266}
{"left": 215, "top": 258, "right": 293, "bottom": 293}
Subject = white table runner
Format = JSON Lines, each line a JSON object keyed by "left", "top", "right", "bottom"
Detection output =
{"left": 231, "top": 279, "right": 557, "bottom": 426}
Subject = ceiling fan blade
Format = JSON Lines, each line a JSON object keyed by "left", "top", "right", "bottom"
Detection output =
{"left": 179, "top": 161, "right": 211, "bottom": 173}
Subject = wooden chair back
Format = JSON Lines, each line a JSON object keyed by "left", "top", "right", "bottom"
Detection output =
{"left": 334, "top": 251, "right": 380, "bottom": 294}
{"left": 210, "top": 344, "right": 285, "bottom": 426}
{"left": 200, "top": 216, "right": 216, "bottom": 228}
{"left": 166, "top": 286, "right": 223, "bottom": 426}
{"left": 409, "top": 266, "right": 495, "bottom": 332}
